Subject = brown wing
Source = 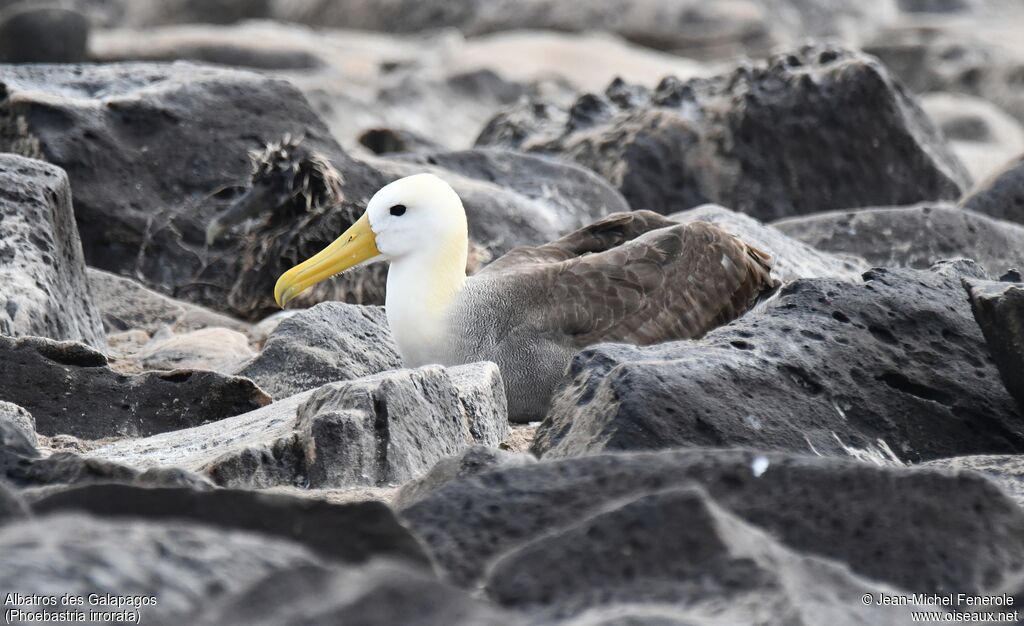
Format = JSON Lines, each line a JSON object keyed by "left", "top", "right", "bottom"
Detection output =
{"left": 480, "top": 210, "right": 680, "bottom": 274}
{"left": 487, "top": 214, "right": 778, "bottom": 347}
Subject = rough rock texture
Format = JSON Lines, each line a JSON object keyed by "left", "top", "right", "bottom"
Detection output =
{"left": 965, "top": 278, "right": 1024, "bottom": 412}
{"left": 393, "top": 446, "right": 536, "bottom": 510}
{"left": 773, "top": 204, "right": 1024, "bottom": 275}
{"left": 135, "top": 327, "right": 255, "bottom": 373}
{"left": 920, "top": 92, "right": 1024, "bottom": 182}
{"left": 0, "top": 155, "right": 105, "bottom": 348}
{"left": 31, "top": 484, "right": 429, "bottom": 566}
{"left": 182, "top": 561, "right": 519, "bottom": 626}
{"left": 534, "top": 263, "right": 1023, "bottom": 463}
{"left": 670, "top": 204, "right": 868, "bottom": 281}
{"left": 476, "top": 45, "right": 970, "bottom": 220}
{"left": 89, "top": 387, "right": 320, "bottom": 489}
{"left": 88, "top": 364, "right": 508, "bottom": 489}
{"left": 922, "top": 455, "right": 1024, "bottom": 507}
{"left": 0, "top": 4, "right": 89, "bottom": 63}
{"left": 236, "top": 303, "right": 401, "bottom": 399}
{"left": 486, "top": 486, "right": 919, "bottom": 624}
{"left": 87, "top": 268, "right": 257, "bottom": 339}
{"left": 0, "top": 400, "right": 36, "bottom": 449}
{"left": 960, "top": 155, "right": 1024, "bottom": 225}
{"left": 297, "top": 365, "right": 505, "bottom": 488}
{"left": 399, "top": 449, "right": 1024, "bottom": 596}
{"left": 0, "top": 335, "right": 270, "bottom": 439}
{"left": 445, "top": 364, "right": 511, "bottom": 445}
{"left": 0, "top": 513, "right": 322, "bottom": 621}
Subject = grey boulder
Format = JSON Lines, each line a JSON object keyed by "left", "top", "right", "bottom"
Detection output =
{"left": 87, "top": 268, "right": 257, "bottom": 339}
{"left": 31, "top": 484, "right": 429, "bottom": 567}
{"left": 0, "top": 4, "right": 89, "bottom": 63}
{"left": 774, "top": 203, "right": 1024, "bottom": 274}
{"left": 399, "top": 448, "right": 1024, "bottom": 596}
{"left": 298, "top": 364, "right": 508, "bottom": 488}
{"left": 88, "top": 363, "right": 508, "bottom": 489}
{"left": 486, "top": 486, "right": 923, "bottom": 625}
{"left": 535, "top": 263, "right": 1023, "bottom": 462}
{"left": 393, "top": 445, "right": 536, "bottom": 510}
{"left": 235, "top": 302, "right": 401, "bottom": 400}
{"left": 0, "top": 155, "right": 105, "bottom": 348}
{"left": 477, "top": 44, "right": 969, "bottom": 220}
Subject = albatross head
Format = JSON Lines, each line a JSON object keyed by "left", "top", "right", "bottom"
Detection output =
{"left": 274, "top": 172, "right": 469, "bottom": 308}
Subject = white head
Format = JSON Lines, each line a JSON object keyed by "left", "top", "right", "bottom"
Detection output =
{"left": 274, "top": 173, "right": 468, "bottom": 307}
{"left": 366, "top": 173, "right": 468, "bottom": 262}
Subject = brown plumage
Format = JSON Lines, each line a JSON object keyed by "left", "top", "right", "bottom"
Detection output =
{"left": 448, "top": 210, "right": 778, "bottom": 420}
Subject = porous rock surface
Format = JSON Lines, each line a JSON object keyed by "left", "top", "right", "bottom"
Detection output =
{"left": 534, "top": 263, "right": 1023, "bottom": 462}
{"left": 774, "top": 203, "right": 1024, "bottom": 274}
{"left": 0, "top": 154, "right": 105, "bottom": 348}
{"left": 477, "top": 44, "right": 970, "bottom": 220}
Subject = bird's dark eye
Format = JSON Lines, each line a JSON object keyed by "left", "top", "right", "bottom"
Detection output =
{"left": 390, "top": 204, "right": 407, "bottom": 216}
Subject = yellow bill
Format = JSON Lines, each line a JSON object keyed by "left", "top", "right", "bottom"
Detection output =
{"left": 274, "top": 213, "right": 380, "bottom": 307}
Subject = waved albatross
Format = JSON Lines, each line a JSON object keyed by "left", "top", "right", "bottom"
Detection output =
{"left": 274, "top": 173, "right": 778, "bottom": 421}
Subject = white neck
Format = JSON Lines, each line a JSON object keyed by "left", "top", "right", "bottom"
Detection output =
{"left": 385, "top": 241, "right": 467, "bottom": 367}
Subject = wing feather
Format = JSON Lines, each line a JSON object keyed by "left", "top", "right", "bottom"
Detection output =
{"left": 482, "top": 214, "right": 778, "bottom": 348}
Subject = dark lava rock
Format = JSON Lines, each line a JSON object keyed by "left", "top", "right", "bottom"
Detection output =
{"left": 399, "top": 449, "right": 1024, "bottom": 596}
{"left": 486, "top": 486, "right": 918, "bottom": 624}
{"left": 0, "top": 513, "right": 322, "bottom": 620}
{"left": 393, "top": 446, "right": 536, "bottom": 510}
{"left": 183, "top": 561, "right": 519, "bottom": 626}
{"left": 0, "top": 4, "right": 89, "bottom": 63}
{"left": 476, "top": 44, "right": 969, "bottom": 220}
{"left": 0, "top": 155, "right": 105, "bottom": 348}
{"left": 669, "top": 204, "right": 868, "bottom": 281}
{"left": 773, "top": 203, "right": 1024, "bottom": 274}
{"left": 965, "top": 278, "right": 1024, "bottom": 413}
{"left": 961, "top": 155, "right": 1024, "bottom": 224}
{"left": 0, "top": 335, "right": 270, "bottom": 439}
{"left": 31, "top": 484, "right": 429, "bottom": 566}
{"left": 534, "top": 263, "right": 1022, "bottom": 463}
{"left": 235, "top": 302, "right": 401, "bottom": 399}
